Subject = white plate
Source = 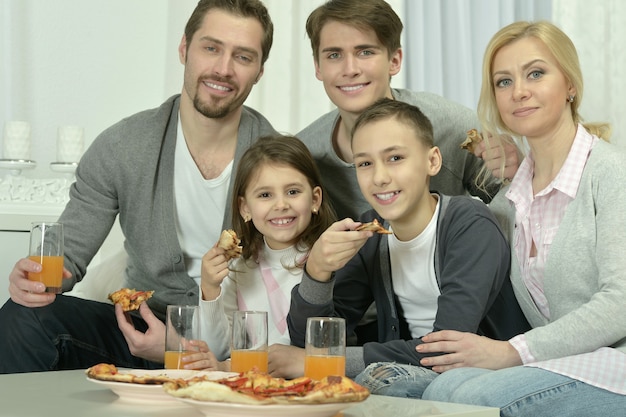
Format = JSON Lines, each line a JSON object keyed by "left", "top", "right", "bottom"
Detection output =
{"left": 175, "top": 397, "right": 355, "bottom": 417}
{"left": 86, "top": 369, "right": 237, "bottom": 404}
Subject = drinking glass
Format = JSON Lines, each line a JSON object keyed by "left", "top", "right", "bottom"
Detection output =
{"left": 304, "top": 317, "right": 346, "bottom": 380}
{"left": 28, "top": 222, "right": 64, "bottom": 294}
{"left": 230, "top": 311, "right": 268, "bottom": 373}
{"left": 164, "top": 305, "right": 201, "bottom": 369}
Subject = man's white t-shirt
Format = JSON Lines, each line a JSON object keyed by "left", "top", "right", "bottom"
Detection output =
{"left": 173, "top": 118, "right": 232, "bottom": 283}
{"left": 389, "top": 196, "right": 441, "bottom": 338}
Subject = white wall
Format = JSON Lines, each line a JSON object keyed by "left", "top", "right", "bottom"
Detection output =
{"left": 0, "top": 0, "right": 407, "bottom": 180}
{"left": 1, "top": 0, "right": 197, "bottom": 179}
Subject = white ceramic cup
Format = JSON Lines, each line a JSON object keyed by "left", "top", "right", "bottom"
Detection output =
{"left": 3, "top": 121, "right": 31, "bottom": 160}
{"left": 56, "top": 125, "right": 85, "bottom": 163}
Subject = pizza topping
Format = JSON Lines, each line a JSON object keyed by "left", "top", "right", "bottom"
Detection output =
{"left": 108, "top": 288, "right": 154, "bottom": 312}
{"left": 163, "top": 370, "right": 370, "bottom": 405}
{"left": 460, "top": 128, "right": 484, "bottom": 153}
{"left": 217, "top": 229, "right": 243, "bottom": 260}
{"left": 355, "top": 219, "right": 392, "bottom": 234}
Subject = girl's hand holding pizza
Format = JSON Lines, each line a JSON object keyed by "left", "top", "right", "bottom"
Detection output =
{"left": 200, "top": 245, "right": 231, "bottom": 301}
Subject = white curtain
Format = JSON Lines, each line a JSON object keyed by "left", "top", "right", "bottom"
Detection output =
{"left": 2, "top": 0, "right": 624, "bottom": 184}
{"left": 402, "top": 0, "right": 626, "bottom": 148}
{"left": 553, "top": 0, "right": 626, "bottom": 147}
{"left": 245, "top": 0, "right": 333, "bottom": 136}
{"left": 403, "top": 0, "right": 551, "bottom": 111}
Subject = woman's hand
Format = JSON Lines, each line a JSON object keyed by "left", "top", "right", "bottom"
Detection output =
{"left": 417, "top": 330, "right": 522, "bottom": 373}
{"left": 474, "top": 134, "right": 521, "bottom": 181}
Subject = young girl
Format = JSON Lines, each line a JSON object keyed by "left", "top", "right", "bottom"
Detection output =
{"left": 185, "top": 134, "right": 335, "bottom": 371}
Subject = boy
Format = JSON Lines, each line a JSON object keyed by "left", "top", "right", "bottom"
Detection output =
{"left": 288, "top": 99, "right": 527, "bottom": 396}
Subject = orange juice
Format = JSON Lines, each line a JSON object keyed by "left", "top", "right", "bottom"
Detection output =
{"left": 230, "top": 349, "right": 268, "bottom": 373}
{"left": 164, "top": 350, "right": 194, "bottom": 369}
{"left": 304, "top": 355, "right": 345, "bottom": 380}
{"left": 27, "top": 255, "right": 63, "bottom": 293}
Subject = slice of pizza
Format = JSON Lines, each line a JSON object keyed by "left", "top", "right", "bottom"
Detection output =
{"left": 86, "top": 363, "right": 174, "bottom": 385}
{"left": 293, "top": 375, "right": 370, "bottom": 404}
{"left": 217, "top": 229, "right": 243, "bottom": 260}
{"left": 108, "top": 288, "right": 154, "bottom": 312}
{"left": 356, "top": 219, "right": 392, "bottom": 234}
{"left": 459, "top": 128, "right": 484, "bottom": 153}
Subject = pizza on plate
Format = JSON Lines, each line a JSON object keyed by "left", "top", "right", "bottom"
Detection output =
{"left": 217, "top": 229, "right": 243, "bottom": 260}
{"left": 108, "top": 288, "right": 154, "bottom": 312}
{"left": 459, "top": 128, "right": 484, "bottom": 153}
{"left": 86, "top": 363, "right": 173, "bottom": 385}
{"left": 356, "top": 219, "right": 392, "bottom": 234}
{"left": 163, "top": 370, "right": 370, "bottom": 405}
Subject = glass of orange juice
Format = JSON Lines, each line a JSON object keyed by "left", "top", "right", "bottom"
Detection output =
{"left": 164, "top": 305, "right": 200, "bottom": 369}
{"left": 230, "top": 311, "right": 268, "bottom": 373}
{"left": 304, "top": 317, "right": 346, "bottom": 380}
{"left": 28, "top": 222, "right": 64, "bottom": 294}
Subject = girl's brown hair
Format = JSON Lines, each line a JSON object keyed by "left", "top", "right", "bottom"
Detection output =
{"left": 231, "top": 135, "right": 336, "bottom": 265}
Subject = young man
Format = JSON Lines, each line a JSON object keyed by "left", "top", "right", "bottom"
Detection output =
{"left": 296, "top": 0, "right": 519, "bottom": 220}
{"left": 287, "top": 99, "right": 528, "bottom": 396}
{"left": 0, "top": 0, "right": 277, "bottom": 373}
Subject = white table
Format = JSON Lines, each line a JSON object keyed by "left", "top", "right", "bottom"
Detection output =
{"left": 0, "top": 370, "right": 499, "bottom": 416}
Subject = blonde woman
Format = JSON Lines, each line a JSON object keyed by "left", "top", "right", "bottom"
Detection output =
{"left": 415, "top": 21, "right": 626, "bottom": 416}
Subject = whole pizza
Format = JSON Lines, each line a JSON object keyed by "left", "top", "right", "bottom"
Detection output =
{"left": 163, "top": 369, "right": 370, "bottom": 405}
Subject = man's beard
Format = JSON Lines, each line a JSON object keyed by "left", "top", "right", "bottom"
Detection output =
{"left": 193, "top": 95, "right": 233, "bottom": 119}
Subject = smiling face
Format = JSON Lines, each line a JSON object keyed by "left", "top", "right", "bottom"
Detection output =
{"left": 239, "top": 163, "right": 322, "bottom": 250}
{"left": 314, "top": 21, "right": 401, "bottom": 118}
{"left": 352, "top": 117, "right": 441, "bottom": 238}
{"left": 492, "top": 37, "right": 575, "bottom": 141}
{"left": 179, "top": 9, "right": 264, "bottom": 119}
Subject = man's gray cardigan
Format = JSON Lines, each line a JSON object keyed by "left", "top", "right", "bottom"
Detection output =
{"left": 58, "top": 95, "right": 276, "bottom": 320}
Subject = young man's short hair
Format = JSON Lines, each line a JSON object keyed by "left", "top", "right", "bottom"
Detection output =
{"left": 306, "top": 0, "right": 402, "bottom": 62}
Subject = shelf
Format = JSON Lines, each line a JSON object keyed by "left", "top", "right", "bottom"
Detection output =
{"left": 0, "top": 159, "right": 37, "bottom": 175}
{"left": 50, "top": 162, "right": 78, "bottom": 175}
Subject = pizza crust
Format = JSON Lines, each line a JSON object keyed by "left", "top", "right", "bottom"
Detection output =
{"left": 86, "top": 363, "right": 173, "bottom": 385}
{"left": 355, "top": 219, "right": 392, "bottom": 234}
{"left": 217, "top": 229, "right": 243, "bottom": 260}
{"left": 459, "top": 128, "right": 484, "bottom": 153}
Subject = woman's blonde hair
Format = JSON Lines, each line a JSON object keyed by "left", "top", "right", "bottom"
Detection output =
{"left": 472, "top": 20, "right": 611, "bottom": 192}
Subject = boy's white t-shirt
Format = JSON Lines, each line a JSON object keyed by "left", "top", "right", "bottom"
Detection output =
{"left": 173, "top": 117, "right": 232, "bottom": 283}
{"left": 388, "top": 196, "right": 441, "bottom": 338}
